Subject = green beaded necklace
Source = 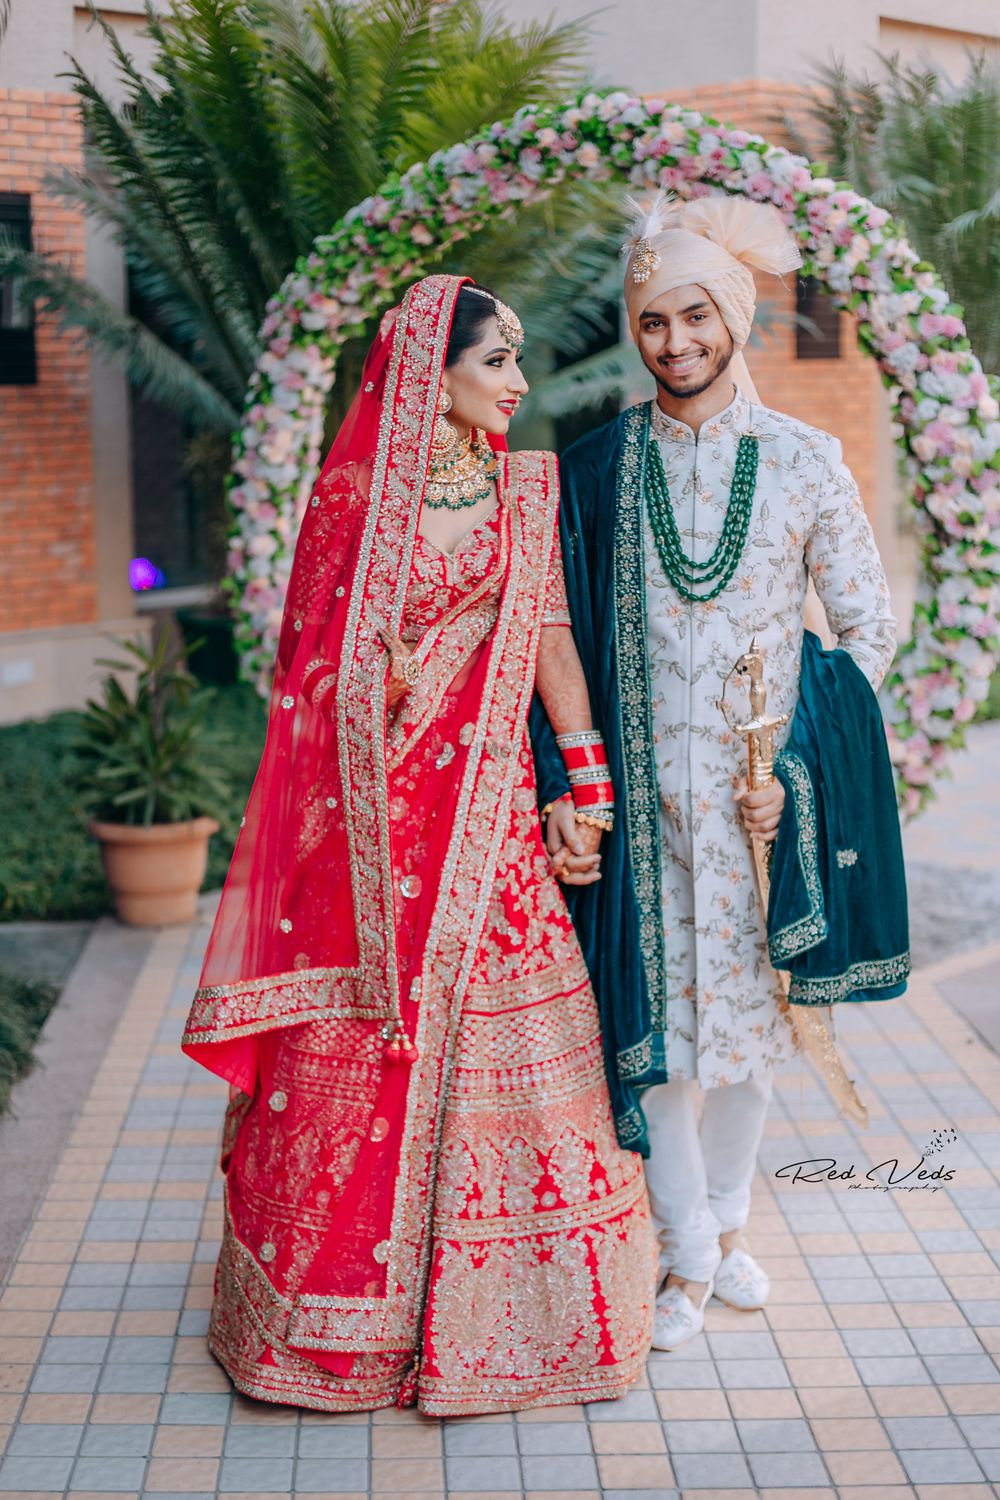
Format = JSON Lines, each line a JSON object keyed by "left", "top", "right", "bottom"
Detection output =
{"left": 645, "top": 411, "right": 759, "bottom": 603}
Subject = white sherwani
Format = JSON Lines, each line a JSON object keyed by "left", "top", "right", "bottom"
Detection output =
{"left": 644, "top": 391, "right": 896, "bottom": 1087}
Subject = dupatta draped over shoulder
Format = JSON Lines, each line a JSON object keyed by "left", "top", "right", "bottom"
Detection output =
{"left": 182, "top": 276, "right": 653, "bottom": 1415}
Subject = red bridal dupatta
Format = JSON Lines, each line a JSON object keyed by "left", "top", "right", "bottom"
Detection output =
{"left": 182, "top": 275, "right": 653, "bottom": 1415}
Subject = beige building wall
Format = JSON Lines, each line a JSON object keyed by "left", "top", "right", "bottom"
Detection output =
{"left": 2, "top": 0, "right": 996, "bottom": 720}
{"left": 0, "top": 1, "right": 162, "bottom": 723}
{"left": 498, "top": 0, "right": 1000, "bottom": 94}
{"left": 0, "top": 0, "right": 162, "bottom": 92}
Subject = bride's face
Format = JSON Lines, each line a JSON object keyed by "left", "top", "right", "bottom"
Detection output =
{"left": 441, "top": 316, "right": 529, "bottom": 437}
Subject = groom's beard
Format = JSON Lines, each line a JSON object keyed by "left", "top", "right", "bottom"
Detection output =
{"left": 648, "top": 337, "right": 735, "bottom": 401}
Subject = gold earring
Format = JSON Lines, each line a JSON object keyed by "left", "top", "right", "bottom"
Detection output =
{"left": 431, "top": 389, "right": 460, "bottom": 459}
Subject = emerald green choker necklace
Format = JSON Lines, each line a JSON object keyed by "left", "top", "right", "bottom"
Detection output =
{"left": 646, "top": 414, "right": 759, "bottom": 603}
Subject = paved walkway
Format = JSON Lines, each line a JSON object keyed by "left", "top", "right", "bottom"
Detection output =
{"left": 1, "top": 728, "right": 999, "bottom": 1500}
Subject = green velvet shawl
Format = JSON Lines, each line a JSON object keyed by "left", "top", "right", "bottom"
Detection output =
{"left": 770, "top": 631, "right": 910, "bottom": 1004}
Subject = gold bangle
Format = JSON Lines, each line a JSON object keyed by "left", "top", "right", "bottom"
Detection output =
{"left": 574, "top": 810, "right": 613, "bottom": 832}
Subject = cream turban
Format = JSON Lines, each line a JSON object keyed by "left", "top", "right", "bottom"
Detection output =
{"left": 623, "top": 195, "right": 802, "bottom": 400}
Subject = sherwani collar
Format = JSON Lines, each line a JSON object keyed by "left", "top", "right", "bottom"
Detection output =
{"left": 649, "top": 387, "right": 751, "bottom": 446}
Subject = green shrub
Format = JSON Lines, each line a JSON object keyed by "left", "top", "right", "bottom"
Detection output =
{"left": 0, "top": 682, "right": 266, "bottom": 922}
{"left": 0, "top": 969, "right": 59, "bottom": 1113}
{"left": 72, "top": 630, "right": 231, "bottom": 827}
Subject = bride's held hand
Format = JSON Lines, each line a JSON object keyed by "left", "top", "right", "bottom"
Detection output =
{"left": 377, "top": 626, "right": 417, "bottom": 708}
{"left": 545, "top": 799, "right": 602, "bottom": 886}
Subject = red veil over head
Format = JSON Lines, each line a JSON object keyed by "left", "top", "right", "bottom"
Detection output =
{"left": 183, "top": 273, "right": 573, "bottom": 1366}
{"left": 185, "top": 274, "right": 505, "bottom": 1091}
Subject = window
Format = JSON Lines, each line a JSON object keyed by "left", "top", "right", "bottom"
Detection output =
{"left": 796, "top": 273, "right": 841, "bottom": 361}
{"left": 0, "top": 193, "right": 37, "bottom": 385}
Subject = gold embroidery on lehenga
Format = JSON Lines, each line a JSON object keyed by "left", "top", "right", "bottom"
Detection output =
{"left": 201, "top": 300, "right": 656, "bottom": 1412}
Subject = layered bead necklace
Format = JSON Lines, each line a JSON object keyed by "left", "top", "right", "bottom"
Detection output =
{"left": 645, "top": 410, "right": 759, "bottom": 603}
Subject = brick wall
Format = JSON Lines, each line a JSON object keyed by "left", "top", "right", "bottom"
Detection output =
{"left": 664, "top": 81, "right": 885, "bottom": 521}
{"left": 0, "top": 90, "right": 97, "bottom": 634}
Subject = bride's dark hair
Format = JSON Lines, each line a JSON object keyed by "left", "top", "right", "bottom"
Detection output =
{"left": 445, "top": 284, "right": 503, "bottom": 367}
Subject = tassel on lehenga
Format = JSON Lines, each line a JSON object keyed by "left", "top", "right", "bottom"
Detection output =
{"left": 382, "top": 1019, "right": 419, "bottom": 1065}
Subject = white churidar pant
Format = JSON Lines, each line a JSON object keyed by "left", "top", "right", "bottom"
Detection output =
{"left": 642, "top": 1073, "right": 773, "bottom": 1284}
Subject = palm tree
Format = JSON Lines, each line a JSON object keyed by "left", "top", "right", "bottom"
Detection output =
{"left": 0, "top": 0, "right": 592, "bottom": 436}
{"left": 786, "top": 53, "right": 1000, "bottom": 372}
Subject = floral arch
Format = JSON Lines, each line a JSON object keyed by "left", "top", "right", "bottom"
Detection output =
{"left": 226, "top": 90, "right": 1000, "bottom": 814}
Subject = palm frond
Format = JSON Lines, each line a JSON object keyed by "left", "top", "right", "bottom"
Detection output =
{"left": 525, "top": 343, "right": 645, "bottom": 419}
{"left": 31, "top": 0, "right": 606, "bottom": 465}
{"left": 42, "top": 167, "right": 250, "bottom": 400}
{"left": 61, "top": 45, "right": 258, "bottom": 383}
{"left": 143, "top": 0, "right": 301, "bottom": 297}
{"left": 1, "top": 246, "right": 239, "bottom": 430}
{"left": 396, "top": 3, "right": 589, "bottom": 166}
{"left": 807, "top": 50, "right": 1000, "bottom": 370}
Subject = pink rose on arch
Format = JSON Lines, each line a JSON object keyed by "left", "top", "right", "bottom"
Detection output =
{"left": 658, "top": 166, "right": 689, "bottom": 191}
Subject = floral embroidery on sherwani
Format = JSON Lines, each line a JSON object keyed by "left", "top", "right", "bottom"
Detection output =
{"left": 643, "top": 392, "right": 896, "bottom": 1087}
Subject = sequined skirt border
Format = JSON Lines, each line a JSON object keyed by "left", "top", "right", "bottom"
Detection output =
{"left": 208, "top": 1329, "right": 648, "bottom": 1417}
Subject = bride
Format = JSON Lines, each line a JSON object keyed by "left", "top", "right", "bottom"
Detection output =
{"left": 183, "top": 274, "right": 653, "bottom": 1416}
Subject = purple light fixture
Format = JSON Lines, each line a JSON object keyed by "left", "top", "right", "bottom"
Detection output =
{"left": 129, "top": 557, "right": 167, "bottom": 592}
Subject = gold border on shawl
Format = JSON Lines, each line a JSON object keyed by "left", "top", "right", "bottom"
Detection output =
{"left": 182, "top": 965, "right": 371, "bottom": 1046}
{"left": 334, "top": 276, "right": 463, "bottom": 1030}
{"left": 614, "top": 404, "right": 670, "bottom": 1037}
{"left": 388, "top": 453, "right": 557, "bottom": 1344}
{"left": 381, "top": 455, "right": 523, "bottom": 1339}
{"left": 286, "top": 451, "right": 555, "bottom": 1351}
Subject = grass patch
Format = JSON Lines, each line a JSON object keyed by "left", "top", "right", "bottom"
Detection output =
{"left": 0, "top": 969, "right": 59, "bottom": 1113}
{"left": 0, "top": 683, "right": 266, "bottom": 923}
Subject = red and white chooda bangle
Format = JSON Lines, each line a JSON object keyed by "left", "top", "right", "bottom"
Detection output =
{"left": 556, "top": 729, "right": 614, "bottom": 831}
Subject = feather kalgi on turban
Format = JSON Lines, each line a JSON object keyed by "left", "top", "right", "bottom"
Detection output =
{"left": 622, "top": 194, "right": 802, "bottom": 401}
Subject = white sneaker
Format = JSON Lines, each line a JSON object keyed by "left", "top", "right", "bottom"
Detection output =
{"left": 651, "top": 1280, "right": 714, "bottom": 1351}
{"left": 714, "top": 1246, "right": 770, "bottom": 1310}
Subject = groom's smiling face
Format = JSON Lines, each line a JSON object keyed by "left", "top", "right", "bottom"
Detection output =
{"left": 636, "top": 283, "right": 735, "bottom": 401}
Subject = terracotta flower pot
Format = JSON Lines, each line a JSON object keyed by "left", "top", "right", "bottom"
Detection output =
{"left": 89, "top": 817, "right": 220, "bottom": 927}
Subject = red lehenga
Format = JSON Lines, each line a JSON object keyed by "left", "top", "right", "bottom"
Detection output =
{"left": 182, "top": 274, "right": 654, "bottom": 1415}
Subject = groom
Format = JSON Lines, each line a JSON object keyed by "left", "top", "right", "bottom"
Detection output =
{"left": 532, "top": 195, "right": 901, "bottom": 1350}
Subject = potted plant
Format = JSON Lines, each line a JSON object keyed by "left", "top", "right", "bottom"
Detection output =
{"left": 72, "top": 630, "right": 227, "bottom": 926}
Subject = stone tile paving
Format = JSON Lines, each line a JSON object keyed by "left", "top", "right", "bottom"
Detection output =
{"left": 1, "top": 917, "right": 998, "bottom": 1500}
{"left": 2, "top": 726, "right": 1000, "bottom": 1499}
